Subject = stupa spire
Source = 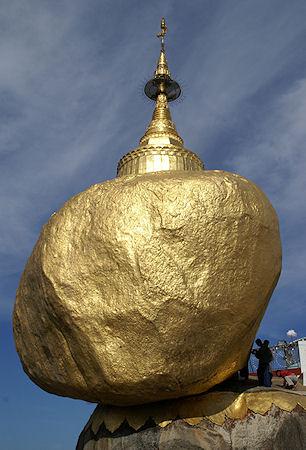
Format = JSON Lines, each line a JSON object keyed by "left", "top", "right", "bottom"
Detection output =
{"left": 117, "top": 18, "right": 204, "bottom": 177}
{"left": 155, "top": 18, "right": 170, "bottom": 77}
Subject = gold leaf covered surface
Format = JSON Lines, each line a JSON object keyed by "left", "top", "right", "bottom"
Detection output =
{"left": 13, "top": 170, "right": 281, "bottom": 405}
{"left": 84, "top": 388, "right": 306, "bottom": 434}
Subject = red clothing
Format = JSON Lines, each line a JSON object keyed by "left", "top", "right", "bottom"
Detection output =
{"left": 278, "top": 370, "right": 295, "bottom": 377}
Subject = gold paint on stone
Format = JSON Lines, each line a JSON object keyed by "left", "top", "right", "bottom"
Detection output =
{"left": 14, "top": 171, "right": 281, "bottom": 406}
{"left": 159, "top": 420, "right": 173, "bottom": 428}
{"left": 85, "top": 388, "right": 306, "bottom": 433}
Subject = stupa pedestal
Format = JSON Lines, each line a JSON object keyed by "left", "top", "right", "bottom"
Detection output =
{"left": 77, "top": 387, "right": 306, "bottom": 450}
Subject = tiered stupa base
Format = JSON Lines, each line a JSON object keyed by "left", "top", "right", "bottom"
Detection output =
{"left": 77, "top": 387, "right": 306, "bottom": 449}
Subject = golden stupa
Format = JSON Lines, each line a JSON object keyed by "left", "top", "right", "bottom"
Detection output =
{"left": 13, "top": 19, "right": 281, "bottom": 406}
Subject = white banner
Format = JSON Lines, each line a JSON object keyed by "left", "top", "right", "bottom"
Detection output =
{"left": 298, "top": 340, "right": 306, "bottom": 386}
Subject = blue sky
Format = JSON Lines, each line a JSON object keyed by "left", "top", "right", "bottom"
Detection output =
{"left": 1, "top": 0, "right": 306, "bottom": 448}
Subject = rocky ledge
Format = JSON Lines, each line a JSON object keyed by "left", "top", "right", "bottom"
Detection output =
{"left": 77, "top": 387, "right": 306, "bottom": 450}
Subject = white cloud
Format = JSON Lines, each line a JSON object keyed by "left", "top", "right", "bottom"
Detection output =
{"left": 229, "top": 77, "right": 306, "bottom": 287}
{"left": 287, "top": 329, "right": 298, "bottom": 338}
{"left": 0, "top": 0, "right": 158, "bottom": 272}
{"left": 174, "top": 0, "right": 306, "bottom": 150}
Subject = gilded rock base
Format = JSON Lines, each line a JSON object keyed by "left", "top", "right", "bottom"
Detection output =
{"left": 77, "top": 388, "right": 306, "bottom": 450}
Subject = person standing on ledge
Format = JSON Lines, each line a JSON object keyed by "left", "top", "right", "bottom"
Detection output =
{"left": 252, "top": 339, "right": 273, "bottom": 387}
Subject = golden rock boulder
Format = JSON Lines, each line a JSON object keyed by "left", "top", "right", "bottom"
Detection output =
{"left": 14, "top": 170, "right": 281, "bottom": 405}
{"left": 14, "top": 20, "right": 282, "bottom": 406}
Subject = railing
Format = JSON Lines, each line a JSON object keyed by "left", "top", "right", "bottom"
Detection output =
{"left": 248, "top": 339, "right": 305, "bottom": 373}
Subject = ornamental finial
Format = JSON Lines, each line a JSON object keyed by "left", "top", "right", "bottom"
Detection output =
{"left": 144, "top": 17, "right": 180, "bottom": 100}
{"left": 157, "top": 17, "right": 168, "bottom": 51}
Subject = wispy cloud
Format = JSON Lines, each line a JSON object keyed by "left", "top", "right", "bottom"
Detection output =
{"left": 0, "top": 0, "right": 305, "bottom": 341}
{"left": 174, "top": 0, "right": 306, "bottom": 153}
{"left": 0, "top": 0, "right": 158, "bottom": 274}
{"left": 230, "top": 77, "right": 306, "bottom": 288}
